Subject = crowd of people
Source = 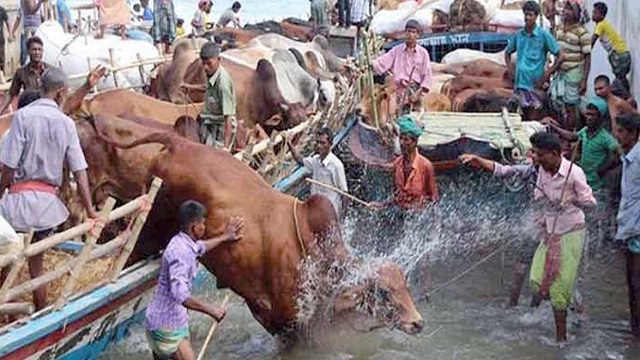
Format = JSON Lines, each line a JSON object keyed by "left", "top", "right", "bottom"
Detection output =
{"left": 0, "top": 0, "right": 639, "bottom": 357}
{"left": 363, "top": 0, "right": 639, "bottom": 347}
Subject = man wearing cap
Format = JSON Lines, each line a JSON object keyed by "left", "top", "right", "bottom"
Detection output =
{"left": 181, "top": 42, "right": 237, "bottom": 149}
{"left": 371, "top": 116, "right": 438, "bottom": 211}
{"left": 373, "top": 20, "right": 432, "bottom": 114}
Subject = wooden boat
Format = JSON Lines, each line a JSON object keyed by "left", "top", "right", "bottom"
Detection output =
{"left": 0, "top": 68, "right": 360, "bottom": 360}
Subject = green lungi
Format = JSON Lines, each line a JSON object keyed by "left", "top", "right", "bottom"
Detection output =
{"left": 530, "top": 228, "right": 586, "bottom": 310}
{"left": 146, "top": 328, "right": 189, "bottom": 358}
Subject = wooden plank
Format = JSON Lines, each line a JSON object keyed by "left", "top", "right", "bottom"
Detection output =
{"left": 54, "top": 198, "right": 116, "bottom": 310}
{"left": 0, "top": 302, "right": 34, "bottom": 315}
{"left": 109, "top": 177, "right": 163, "bottom": 281}
{"left": 0, "top": 231, "right": 34, "bottom": 300}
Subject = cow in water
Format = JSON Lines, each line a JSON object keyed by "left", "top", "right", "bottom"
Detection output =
{"left": 97, "top": 130, "right": 424, "bottom": 338}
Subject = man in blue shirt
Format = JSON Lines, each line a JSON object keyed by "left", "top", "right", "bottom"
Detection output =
{"left": 613, "top": 113, "right": 640, "bottom": 338}
{"left": 505, "top": 1, "right": 563, "bottom": 121}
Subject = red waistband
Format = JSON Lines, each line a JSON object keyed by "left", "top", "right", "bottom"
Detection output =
{"left": 9, "top": 180, "right": 57, "bottom": 195}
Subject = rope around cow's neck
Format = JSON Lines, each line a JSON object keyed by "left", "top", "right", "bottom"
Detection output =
{"left": 293, "top": 198, "right": 307, "bottom": 259}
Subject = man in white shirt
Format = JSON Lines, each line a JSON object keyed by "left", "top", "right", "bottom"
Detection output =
{"left": 288, "top": 127, "right": 348, "bottom": 218}
{"left": 191, "top": 0, "right": 212, "bottom": 37}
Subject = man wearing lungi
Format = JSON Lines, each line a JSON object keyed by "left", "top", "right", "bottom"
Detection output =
{"left": 460, "top": 131, "right": 596, "bottom": 345}
{"left": 505, "top": 1, "right": 563, "bottom": 121}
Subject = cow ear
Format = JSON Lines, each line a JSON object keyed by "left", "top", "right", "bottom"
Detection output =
{"left": 265, "top": 114, "right": 283, "bottom": 126}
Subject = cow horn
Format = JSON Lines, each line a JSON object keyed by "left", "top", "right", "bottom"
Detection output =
{"left": 279, "top": 103, "right": 290, "bottom": 112}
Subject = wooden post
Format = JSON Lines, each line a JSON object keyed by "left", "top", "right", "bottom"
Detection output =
{"left": 109, "top": 178, "right": 163, "bottom": 282}
{"left": 361, "top": 30, "right": 379, "bottom": 129}
{"left": 108, "top": 48, "right": 119, "bottom": 88}
{"left": 0, "top": 302, "right": 35, "bottom": 315}
{"left": 0, "top": 231, "right": 34, "bottom": 299}
{"left": 136, "top": 53, "right": 145, "bottom": 85}
{"left": 54, "top": 198, "right": 116, "bottom": 310}
{"left": 87, "top": 57, "right": 98, "bottom": 93}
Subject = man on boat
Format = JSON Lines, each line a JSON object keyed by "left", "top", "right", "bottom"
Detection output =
{"left": 287, "top": 127, "right": 349, "bottom": 218}
{"left": 612, "top": 113, "right": 640, "bottom": 339}
{"left": 0, "top": 67, "right": 102, "bottom": 311}
{"left": 180, "top": 42, "right": 237, "bottom": 150}
{"left": 191, "top": 0, "right": 212, "bottom": 38}
{"left": 310, "top": 0, "right": 330, "bottom": 37}
{"left": 593, "top": 75, "right": 636, "bottom": 131}
{"left": 460, "top": 131, "right": 596, "bottom": 345}
{"left": 0, "top": 36, "right": 50, "bottom": 115}
{"left": 145, "top": 200, "right": 243, "bottom": 360}
{"left": 549, "top": 0, "right": 590, "bottom": 131}
{"left": 372, "top": 19, "right": 432, "bottom": 114}
{"left": 217, "top": 1, "right": 242, "bottom": 29}
{"left": 505, "top": 1, "right": 563, "bottom": 121}
{"left": 12, "top": 0, "right": 42, "bottom": 64}
{"left": 592, "top": 2, "right": 632, "bottom": 92}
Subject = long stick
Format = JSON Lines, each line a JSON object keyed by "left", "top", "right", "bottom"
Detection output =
{"left": 196, "top": 294, "right": 231, "bottom": 360}
{"left": 305, "top": 178, "right": 373, "bottom": 208}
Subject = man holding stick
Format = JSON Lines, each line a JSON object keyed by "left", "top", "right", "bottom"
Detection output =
{"left": 145, "top": 200, "right": 243, "bottom": 360}
{"left": 287, "top": 127, "right": 348, "bottom": 218}
{"left": 460, "top": 131, "right": 596, "bottom": 345}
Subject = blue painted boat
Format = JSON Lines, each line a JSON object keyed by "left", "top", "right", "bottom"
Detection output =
{"left": 383, "top": 31, "right": 512, "bottom": 63}
{"left": 0, "top": 116, "right": 357, "bottom": 360}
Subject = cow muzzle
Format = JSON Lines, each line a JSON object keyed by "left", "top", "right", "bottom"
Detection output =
{"left": 401, "top": 317, "right": 424, "bottom": 335}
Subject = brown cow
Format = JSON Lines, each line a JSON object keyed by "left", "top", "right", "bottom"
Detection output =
{"left": 441, "top": 75, "right": 513, "bottom": 102}
{"left": 423, "top": 92, "right": 452, "bottom": 112}
{"left": 182, "top": 57, "right": 308, "bottom": 133}
{"left": 281, "top": 18, "right": 314, "bottom": 41}
{"left": 452, "top": 88, "right": 513, "bottom": 112}
{"left": 101, "top": 131, "right": 424, "bottom": 337}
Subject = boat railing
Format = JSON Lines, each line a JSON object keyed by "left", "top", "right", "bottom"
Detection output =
{"left": 0, "top": 177, "right": 163, "bottom": 317}
{"left": 235, "top": 71, "right": 360, "bottom": 183}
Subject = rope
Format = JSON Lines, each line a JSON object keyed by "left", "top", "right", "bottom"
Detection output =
{"left": 428, "top": 238, "right": 516, "bottom": 296}
{"left": 292, "top": 198, "right": 307, "bottom": 259}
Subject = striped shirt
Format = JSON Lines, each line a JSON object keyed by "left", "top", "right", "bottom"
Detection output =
{"left": 556, "top": 23, "right": 591, "bottom": 71}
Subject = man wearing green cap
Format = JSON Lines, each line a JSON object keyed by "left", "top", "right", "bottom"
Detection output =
{"left": 371, "top": 116, "right": 438, "bottom": 211}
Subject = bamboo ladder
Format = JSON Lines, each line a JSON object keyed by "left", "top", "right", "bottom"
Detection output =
{"left": 0, "top": 177, "right": 163, "bottom": 316}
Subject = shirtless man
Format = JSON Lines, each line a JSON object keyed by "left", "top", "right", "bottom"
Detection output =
{"left": 594, "top": 75, "right": 636, "bottom": 130}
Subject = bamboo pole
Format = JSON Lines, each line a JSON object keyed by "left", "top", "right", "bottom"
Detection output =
{"left": 196, "top": 294, "right": 231, "bottom": 360}
{"left": 233, "top": 119, "right": 311, "bottom": 161}
{"left": 0, "top": 302, "right": 34, "bottom": 315}
{"left": 0, "top": 231, "right": 129, "bottom": 304}
{"left": 108, "top": 48, "right": 119, "bottom": 88}
{"left": 54, "top": 198, "right": 116, "bottom": 310}
{"left": 0, "top": 231, "right": 34, "bottom": 298}
{"left": 0, "top": 193, "right": 155, "bottom": 269}
{"left": 109, "top": 177, "right": 163, "bottom": 282}
{"left": 361, "top": 30, "right": 379, "bottom": 129}
{"left": 305, "top": 178, "right": 372, "bottom": 208}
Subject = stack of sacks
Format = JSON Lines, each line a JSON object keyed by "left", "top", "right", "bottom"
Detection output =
{"left": 488, "top": 9, "right": 552, "bottom": 32}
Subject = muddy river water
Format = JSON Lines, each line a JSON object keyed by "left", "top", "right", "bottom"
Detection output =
{"left": 103, "top": 170, "right": 640, "bottom": 360}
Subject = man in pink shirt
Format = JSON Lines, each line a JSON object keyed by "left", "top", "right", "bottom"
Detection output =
{"left": 460, "top": 131, "right": 596, "bottom": 346}
{"left": 372, "top": 19, "right": 432, "bottom": 114}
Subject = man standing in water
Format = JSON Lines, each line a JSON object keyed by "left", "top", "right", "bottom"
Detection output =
{"left": 287, "top": 127, "right": 348, "bottom": 218}
{"left": 460, "top": 132, "right": 596, "bottom": 345}
{"left": 373, "top": 20, "right": 432, "bottom": 113}
{"left": 145, "top": 200, "right": 243, "bottom": 360}
{"left": 506, "top": 1, "right": 563, "bottom": 121}
{"left": 612, "top": 113, "right": 640, "bottom": 338}
{"left": 181, "top": 42, "right": 237, "bottom": 150}
{"left": 372, "top": 116, "right": 438, "bottom": 211}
